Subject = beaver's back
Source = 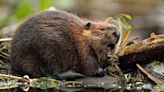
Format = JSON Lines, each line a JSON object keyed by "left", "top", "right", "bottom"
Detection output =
{"left": 10, "top": 10, "right": 86, "bottom": 77}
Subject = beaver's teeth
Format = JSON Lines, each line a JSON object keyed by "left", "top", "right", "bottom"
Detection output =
{"left": 107, "top": 51, "right": 112, "bottom": 57}
{"left": 107, "top": 54, "right": 112, "bottom": 57}
{"left": 107, "top": 47, "right": 112, "bottom": 57}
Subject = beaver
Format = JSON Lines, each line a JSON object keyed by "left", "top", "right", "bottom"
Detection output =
{"left": 10, "top": 10, "right": 121, "bottom": 80}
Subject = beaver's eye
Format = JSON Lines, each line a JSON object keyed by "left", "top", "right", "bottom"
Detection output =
{"left": 100, "top": 28, "right": 105, "bottom": 31}
{"left": 85, "top": 22, "right": 92, "bottom": 30}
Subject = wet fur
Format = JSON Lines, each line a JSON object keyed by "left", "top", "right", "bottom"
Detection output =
{"left": 11, "top": 10, "right": 119, "bottom": 78}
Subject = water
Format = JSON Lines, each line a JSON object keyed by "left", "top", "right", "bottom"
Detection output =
{"left": 0, "top": 75, "right": 162, "bottom": 92}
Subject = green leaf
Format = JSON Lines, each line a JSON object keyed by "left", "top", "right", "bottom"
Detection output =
{"left": 121, "top": 13, "right": 132, "bottom": 20}
{"left": 115, "top": 13, "right": 132, "bottom": 30}
{"left": 123, "top": 23, "right": 132, "bottom": 30}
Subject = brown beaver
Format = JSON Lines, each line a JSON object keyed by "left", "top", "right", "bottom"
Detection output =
{"left": 10, "top": 10, "right": 121, "bottom": 80}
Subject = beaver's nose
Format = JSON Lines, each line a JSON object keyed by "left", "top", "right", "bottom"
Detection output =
{"left": 95, "top": 68, "right": 105, "bottom": 77}
{"left": 112, "top": 31, "right": 120, "bottom": 43}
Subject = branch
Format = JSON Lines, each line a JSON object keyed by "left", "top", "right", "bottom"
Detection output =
{"left": 136, "top": 63, "right": 161, "bottom": 84}
{"left": 118, "top": 34, "right": 164, "bottom": 72}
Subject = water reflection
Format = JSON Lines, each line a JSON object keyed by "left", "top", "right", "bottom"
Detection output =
{"left": 0, "top": 87, "right": 152, "bottom": 92}
{"left": 0, "top": 75, "right": 155, "bottom": 92}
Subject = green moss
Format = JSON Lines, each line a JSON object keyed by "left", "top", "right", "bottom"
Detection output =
{"left": 34, "top": 77, "right": 59, "bottom": 89}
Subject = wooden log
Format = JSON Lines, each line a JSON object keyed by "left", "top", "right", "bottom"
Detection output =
{"left": 118, "top": 34, "right": 164, "bottom": 72}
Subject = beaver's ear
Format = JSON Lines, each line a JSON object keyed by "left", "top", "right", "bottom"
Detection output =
{"left": 85, "top": 22, "right": 91, "bottom": 30}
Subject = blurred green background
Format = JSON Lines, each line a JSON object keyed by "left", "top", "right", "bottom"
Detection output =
{"left": 0, "top": 0, "right": 164, "bottom": 39}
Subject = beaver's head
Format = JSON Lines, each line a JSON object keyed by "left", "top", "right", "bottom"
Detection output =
{"left": 82, "top": 21, "right": 121, "bottom": 68}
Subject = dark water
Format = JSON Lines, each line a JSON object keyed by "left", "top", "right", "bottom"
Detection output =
{"left": 0, "top": 88, "right": 151, "bottom": 92}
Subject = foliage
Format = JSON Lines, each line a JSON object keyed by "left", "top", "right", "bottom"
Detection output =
{"left": 11, "top": 0, "right": 53, "bottom": 22}
{"left": 0, "top": 0, "right": 75, "bottom": 29}
{"left": 115, "top": 13, "right": 132, "bottom": 30}
{"left": 33, "top": 77, "right": 59, "bottom": 89}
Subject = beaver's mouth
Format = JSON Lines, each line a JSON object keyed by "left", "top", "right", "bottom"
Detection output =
{"left": 106, "top": 43, "right": 116, "bottom": 58}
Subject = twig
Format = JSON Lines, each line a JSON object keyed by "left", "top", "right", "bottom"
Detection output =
{"left": 0, "top": 60, "right": 6, "bottom": 66}
{"left": 136, "top": 64, "right": 161, "bottom": 84}
{"left": 105, "top": 17, "right": 113, "bottom": 23}
{"left": 120, "top": 31, "right": 131, "bottom": 49}
{"left": 0, "top": 38, "right": 12, "bottom": 42}
{"left": 0, "top": 74, "right": 22, "bottom": 80}
{"left": 0, "top": 84, "right": 18, "bottom": 90}
{"left": 116, "top": 30, "right": 131, "bottom": 55}
{"left": 114, "top": 64, "right": 124, "bottom": 77}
